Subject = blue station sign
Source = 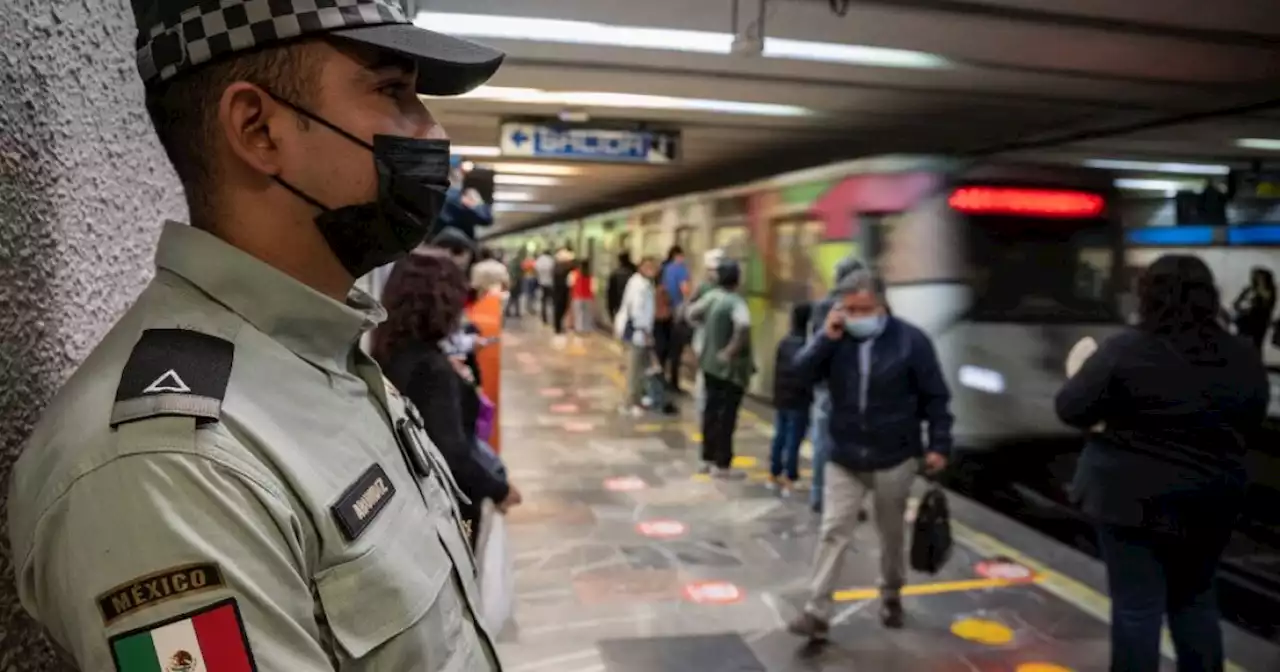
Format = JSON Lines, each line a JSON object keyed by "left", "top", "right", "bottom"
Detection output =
{"left": 499, "top": 122, "right": 680, "bottom": 164}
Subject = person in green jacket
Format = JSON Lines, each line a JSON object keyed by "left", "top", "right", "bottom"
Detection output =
{"left": 688, "top": 260, "right": 755, "bottom": 476}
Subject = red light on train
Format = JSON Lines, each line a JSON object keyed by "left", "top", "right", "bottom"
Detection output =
{"left": 948, "top": 187, "right": 1105, "bottom": 218}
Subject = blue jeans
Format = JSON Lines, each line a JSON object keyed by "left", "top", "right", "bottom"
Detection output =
{"left": 808, "top": 398, "right": 832, "bottom": 511}
{"left": 769, "top": 409, "right": 809, "bottom": 481}
{"left": 1095, "top": 523, "right": 1230, "bottom": 672}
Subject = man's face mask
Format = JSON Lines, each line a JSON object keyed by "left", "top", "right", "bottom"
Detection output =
{"left": 268, "top": 94, "right": 452, "bottom": 279}
{"left": 844, "top": 313, "right": 886, "bottom": 339}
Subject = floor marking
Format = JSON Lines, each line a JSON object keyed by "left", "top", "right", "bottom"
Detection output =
{"left": 520, "top": 614, "right": 658, "bottom": 636}
{"left": 830, "top": 599, "right": 873, "bottom": 626}
{"left": 731, "top": 455, "right": 758, "bottom": 469}
{"left": 833, "top": 575, "right": 1042, "bottom": 603}
{"left": 1015, "top": 664, "right": 1074, "bottom": 672}
{"left": 951, "top": 617, "right": 1015, "bottom": 645}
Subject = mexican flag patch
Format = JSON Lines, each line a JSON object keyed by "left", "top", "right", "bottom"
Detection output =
{"left": 110, "top": 599, "right": 255, "bottom": 671}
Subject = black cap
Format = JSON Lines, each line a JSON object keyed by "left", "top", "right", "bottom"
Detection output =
{"left": 133, "top": 0, "right": 503, "bottom": 96}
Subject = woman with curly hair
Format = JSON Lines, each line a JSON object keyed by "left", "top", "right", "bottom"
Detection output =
{"left": 372, "top": 248, "right": 521, "bottom": 543}
{"left": 1056, "top": 254, "right": 1268, "bottom": 672}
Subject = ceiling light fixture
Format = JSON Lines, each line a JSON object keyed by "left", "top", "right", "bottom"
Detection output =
{"left": 493, "top": 190, "right": 534, "bottom": 202}
{"left": 1113, "top": 179, "right": 1189, "bottom": 196}
{"left": 494, "top": 174, "right": 564, "bottom": 187}
{"left": 480, "top": 162, "right": 584, "bottom": 176}
{"left": 451, "top": 145, "right": 502, "bottom": 157}
{"left": 448, "top": 86, "right": 812, "bottom": 117}
{"left": 414, "top": 11, "right": 949, "bottom": 70}
{"left": 494, "top": 203, "right": 558, "bottom": 213}
{"left": 1236, "top": 138, "right": 1280, "bottom": 151}
{"left": 1083, "top": 158, "right": 1230, "bottom": 176}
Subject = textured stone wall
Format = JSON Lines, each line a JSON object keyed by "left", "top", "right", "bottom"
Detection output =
{"left": 0, "top": 0, "right": 186, "bottom": 667}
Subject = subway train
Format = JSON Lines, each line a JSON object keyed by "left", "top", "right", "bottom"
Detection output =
{"left": 490, "top": 155, "right": 1125, "bottom": 451}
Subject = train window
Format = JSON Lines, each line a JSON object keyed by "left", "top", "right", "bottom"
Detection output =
{"left": 967, "top": 216, "right": 1118, "bottom": 323}
{"left": 775, "top": 222, "right": 799, "bottom": 281}
{"left": 714, "top": 196, "right": 749, "bottom": 222}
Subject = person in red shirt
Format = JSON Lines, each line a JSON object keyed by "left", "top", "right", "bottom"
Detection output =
{"left": 570, "top": 259, "right": 596, "bottom": 343}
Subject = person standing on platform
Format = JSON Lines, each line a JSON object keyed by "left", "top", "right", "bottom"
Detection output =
{"left": 570, "top": 259, "right": 597, "bottom": 344}
{"left": 807, "top": 255, "right": 868, "bottom": 514}
{"left": 687, "top": 248, "right": 725, "bottom": 423}
{"left": 505, "top": 251, "right": 525, "bottom": 317}
{"left": 768, "top": 302, "right": 814, "bottom": 498}
{"left": 1231, "top": 266, "right": 1276, "bottom": 353}
{"left": 551, "top": 247, "right": 575, "bottom": 347}
{"left": 521, "top": 253, "right": 539, "bottom": 315}
{"left": 616, "top": 257, "right": 659, "bottom": 416}
{"left": 788, "top": 267, "right": 951, "bottom": 638}
{"left": 607, "top": 251, "right": 638, "bottom": 325}
{"left": 689, "top": 260, "right": 755, "bottom": 477}
{"left": 373, "top": 248, "right": 522, "bottom": 547}
{"left": 1056, "top": 254, "right": 1267, "bottom": 672}
{"left": 7, "top": 2, "right": 507, "bottom": 668}
{"left": 658, "top": 246, "right": 692, "bottom": 392}
{"left": 535, "top": 248, "right": 555, "bottom": 324}
{"left": 471, "top": 247, "right": 510, "bottom": 299}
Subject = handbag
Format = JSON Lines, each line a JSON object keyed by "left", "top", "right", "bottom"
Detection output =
{"left": 474, "top": 500, "right": 515, "bottom": 632}
{"left": 910, "top": 483, "right": 953, "bottom": 574}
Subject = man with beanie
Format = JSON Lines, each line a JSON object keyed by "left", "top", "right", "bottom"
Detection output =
{"left": 689, "top": 259, "right": 755, "bottom": 476}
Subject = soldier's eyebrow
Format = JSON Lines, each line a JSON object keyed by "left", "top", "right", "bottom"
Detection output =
{"left": 356, "top": 51, "right": 416, "bottom": 83}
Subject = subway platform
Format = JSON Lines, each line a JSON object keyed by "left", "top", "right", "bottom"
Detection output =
{"left": 489, "top": 319, "right": 1279, "bottom": 672}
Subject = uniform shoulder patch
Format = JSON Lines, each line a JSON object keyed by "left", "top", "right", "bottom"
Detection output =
{"left": 109, "top": 597, "right": 256, "bottom": 672}
{"left": 111, "top": 329, "right": 234, "bottom": 428}
{"left": 97, "top": 562, "right": 227, "bottom": 627}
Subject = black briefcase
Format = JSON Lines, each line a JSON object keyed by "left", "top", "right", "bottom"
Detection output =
{"left": 910, "top": 485, "right": 954, "bottom": 574}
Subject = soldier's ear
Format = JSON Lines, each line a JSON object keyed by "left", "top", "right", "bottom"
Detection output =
{"left": 217, "top": 83, "right": 284, "bottom": 178}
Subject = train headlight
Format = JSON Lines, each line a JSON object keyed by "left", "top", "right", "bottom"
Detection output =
{"left": 958, "top": 365, "right": 1005, "bottom": 394}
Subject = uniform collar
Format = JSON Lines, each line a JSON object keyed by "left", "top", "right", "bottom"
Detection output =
{"left": 154, "top": 221, "right": 386, "bottom": 375}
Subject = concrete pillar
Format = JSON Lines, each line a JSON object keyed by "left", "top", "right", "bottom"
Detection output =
{"left": 1, "top": 1, "right": 185, "bottom": 667}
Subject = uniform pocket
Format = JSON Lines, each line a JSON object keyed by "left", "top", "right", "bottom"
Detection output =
{"left": 314, "top": 524, "right": 452, "bottom": 659}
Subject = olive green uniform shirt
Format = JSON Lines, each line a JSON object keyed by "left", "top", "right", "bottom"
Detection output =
{"left": 8, "top": 221, "right": 501, "bottom": 671}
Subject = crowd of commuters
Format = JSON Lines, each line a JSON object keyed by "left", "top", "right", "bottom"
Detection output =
{"left": 449, "top": 235, "right": 1267, "bottom": 672}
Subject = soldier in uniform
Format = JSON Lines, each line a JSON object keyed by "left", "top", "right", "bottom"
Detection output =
{"left": 8, "top": 1, "right": 507, "bottom": 670}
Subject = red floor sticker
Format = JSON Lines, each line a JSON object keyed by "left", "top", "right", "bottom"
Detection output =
{"left": 539, "top": 388, "right": 565, "bottom": 398}
{"left": 636, "top": 520, "right": 687, "bottom": 539}
{"left": 604, "top": 476, "right": 647, "bottom": 492}
{"left": 550, "top": 403, "right": 580, "bottom": 414}
{"left": 683, "top": 581, "right": 743, "bottom": 605}
{"left": 975, "top": 558, "right": 1036, "bottom": 582}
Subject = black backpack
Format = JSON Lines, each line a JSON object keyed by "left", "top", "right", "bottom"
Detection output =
{"left": 910, "top": 485, "right": 953, "bottom": 574}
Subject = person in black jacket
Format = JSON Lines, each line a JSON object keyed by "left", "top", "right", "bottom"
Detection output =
{"left": 607, "top": 251, "right": 637, "bottom": 323}
{"left": 1231, "top": 266, "right": 1276, "bottom": 352}
{"left": 1056, "top": 254, "right": 1268, "bottom": 672}
{"left": 768, "top": 302, "right": 814, "bottom": 498}
{"left": 372, "top": 248, "right": 522, "bottom": 545}
{"left": 787, "top": 267, "right": 951, "bottom": 639}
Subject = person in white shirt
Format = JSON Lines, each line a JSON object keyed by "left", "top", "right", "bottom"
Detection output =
{"left": 534, "top": 251, "right": 555, "bottom": 324}
{"left": 615, "top": 257, "right": 659, "bottom": 416}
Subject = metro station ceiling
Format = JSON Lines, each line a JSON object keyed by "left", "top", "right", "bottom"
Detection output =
{"left": 407, "top": 0, "right": 1280, "bottom": 233}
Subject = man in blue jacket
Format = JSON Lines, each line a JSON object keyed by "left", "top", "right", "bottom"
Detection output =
{"left": 788, "top": 267, "right": 953, "bottom": 638}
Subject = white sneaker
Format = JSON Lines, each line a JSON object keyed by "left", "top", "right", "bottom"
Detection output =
{"left": 552, "top": 335, "right": 567, "bottom": 349}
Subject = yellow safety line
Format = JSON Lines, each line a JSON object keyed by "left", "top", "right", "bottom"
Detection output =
{"left": 834, "top": 576, "right": 1042, "bottom": 603}
{"left": 553, "top": 333, "right": 1249, "bottom": 671}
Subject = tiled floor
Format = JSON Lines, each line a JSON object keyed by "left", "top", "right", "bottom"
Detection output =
{"left": 491, "top": 320, "right": 1160, "bottom": 672}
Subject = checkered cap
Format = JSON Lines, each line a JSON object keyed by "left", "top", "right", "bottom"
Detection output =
{"left": 137, "top": 0, "right": 407, "bottom": 85}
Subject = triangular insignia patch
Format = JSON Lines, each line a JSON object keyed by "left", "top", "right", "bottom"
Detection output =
{"left": 142, "top": 369, "right": 191, "bottom": 394}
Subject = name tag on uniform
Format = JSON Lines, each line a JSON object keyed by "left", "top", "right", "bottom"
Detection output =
{"left": 332, "top": 464, "right": 396, "bottom": 542}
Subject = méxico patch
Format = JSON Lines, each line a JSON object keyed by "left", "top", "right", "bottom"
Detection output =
{"left": 332, "top": 464, "right": 397, "bottom": 542}
{"left": 109, "top": 598, "right": 255, "bottom": 672}
{"left": 98, "top": 562, "right": 226, "bottom": 626}
{"left": 111, "top": 329, "right": 234, "bottom": 427}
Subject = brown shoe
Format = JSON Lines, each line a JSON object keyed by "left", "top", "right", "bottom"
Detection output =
{"left": 787, "top": 612, "right": 830, "bottom": 641}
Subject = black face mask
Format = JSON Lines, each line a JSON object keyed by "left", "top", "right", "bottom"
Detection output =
{"left": 269, "top": 96, "right": 452, "bottom": 279}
